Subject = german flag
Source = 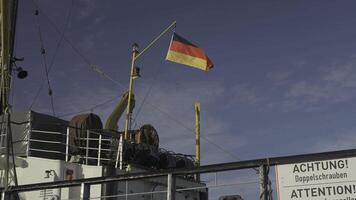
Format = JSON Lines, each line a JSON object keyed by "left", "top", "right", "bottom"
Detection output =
{"left": 166, "top": 33, "right": 214, "bottom": 72}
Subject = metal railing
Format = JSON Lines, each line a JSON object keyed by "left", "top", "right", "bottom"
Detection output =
{"left": 0, "top": 126, "right": 120, "bottom": 166}
{"left": 29, "top": 128, "right": 119, "bottom": 166}
{"left": 1, "top": 148, "right": 356, "bottom": 200}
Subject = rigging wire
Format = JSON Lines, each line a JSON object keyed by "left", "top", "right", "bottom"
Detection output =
{"left": 132, "top": 62, "right": 162, "bottom": 129}
{"left": 10, "top": 4, "right": 20, "bottom": 109}
{"left": 142, "top": 104, "right": 257, "bottom": 172}
{"left": 57, "top": 94, "right": 121, "bottom": 118}
{"left": 29, "top": 0, "right": 126, "bottom": 90}
{"left": 10, "top": 69, "right": 15, "bottom": 107}
{"left": 144, "top": 100, "right": 243, "bottom": 162}
{"left": 145, "top": 101, "right": 260, "bottom": 173}
{"left": 7, "top": 112, "right": 18, "bottom": 187}
{"left": 27, "top": 1, "right": 245, "bottom": 166}
{"left": 129, "top": 73, "right": 247, "bottom": 167}
{"left": 32, "top": 4, "right": 56, "bottom": 116}
{"left": 29, "top": 0, "right": 74, "bottom": 110}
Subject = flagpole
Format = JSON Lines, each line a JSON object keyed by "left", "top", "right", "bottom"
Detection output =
{"left": 123, "top": 44, "right": 138, "bottom": 140}
{"left": 195, "top": 101, "right": 201, "bottom": 181}
{"left": 123, "top": 21, "right": 177, "bottom": 140}
{"left": 135, "top": 21, "right": 176, "bottom": 60}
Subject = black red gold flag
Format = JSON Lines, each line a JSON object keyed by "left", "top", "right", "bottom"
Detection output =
{"left": 166, "top": 33, "right": 214, "bottom": 71}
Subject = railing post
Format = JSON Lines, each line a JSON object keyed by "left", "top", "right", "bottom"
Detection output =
{"left": 115, "top": 134, "right": 123, "bottom": 169}
{"left": 259, "top": 165, "right": 269, "bottom": 200}
{"left": 97, "top": 134, "right": 102, "bottom": 166}
{"left": 65, "top": 128, "right": 69, "bottom": 162}
{"left": 0, "top": 127, "right": 4, "bottom": 149}
{"left": 1, "top": 192, "right": 6, "bottom": 200}
{"left": 80, "top": 183, "right": 90, "bottom": 200}
{"left": 125, "top": 180, "right": 128, "bottom": 200}
{"left": 167, "top": 173, "right": 176, "bottom": 200}
{"left": 2, "top": 191, "right": 11, "bottom": 200}
{"left": 214, "top": 172, "right": 218, "bottom": 186}
{"left": 86, "top": 129, "right": 89, "bottom": 165}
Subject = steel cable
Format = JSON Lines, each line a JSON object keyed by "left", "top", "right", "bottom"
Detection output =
{"left": 29, "top": 0, "right": 74, "bottom": 110}
{"left": 30, "top": 0, "right": 126, "bottom": 90}
{"left": 32, "top": 3, "right": 56, "bottom": 116}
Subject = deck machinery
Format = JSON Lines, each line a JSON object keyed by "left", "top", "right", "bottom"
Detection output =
{"left": 0, "top": 92, "right": 208, "bottom": 200}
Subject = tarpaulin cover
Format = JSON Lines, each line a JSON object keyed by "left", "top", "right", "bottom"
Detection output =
{"left": 68, "top": 113, "right": 102, "bottom": 162}
{"left": 0, "top": 111, "right": 68, "bottom": 160}
{"left": 134, "top": 124, "right": 159, "bottom": 150}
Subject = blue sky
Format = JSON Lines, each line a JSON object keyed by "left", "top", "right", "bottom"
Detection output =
{"left": 12, "top": 0, "right": 356, "bottom": 199}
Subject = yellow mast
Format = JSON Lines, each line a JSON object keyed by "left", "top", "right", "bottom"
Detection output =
{"left": 195, "top": 101, "right": 201, "bottom": 181}
{"left": 117, "top": 21, "right": 176, "bottom": 169}
{"left": 123, "top": 44, "right": 138, "bottom": 140}
{"left": 123, "top": 21, "right": 176, "bottom": 141}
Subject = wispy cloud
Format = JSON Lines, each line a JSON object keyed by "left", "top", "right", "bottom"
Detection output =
{"left": 77, "top": 0, "right": 96, "bottom": 18}
{"left": 205, "top": 58, "right": 356, "bottom": 112}
{"left": 308, "top": 129, "right": 356, "bottom": 153}
{"left": 322, "top": 61, "right": 356, "bottom": 88}
{"left": 76, "top": 33, "right": 96, "bottom": 52}
{"left": 285, "top": 59, "right": 356, "bottom": 107}
{"left": 32, "top": 84, "right": 119, "bottom": 118}
{"left": 286, "top": 81, "right": 335, "bottom": 103}
{"left": 132, "top": 80, "right": 248, "bottom": 163}
{"left": 37, "top": 78, "right": 244, "bottom": 164}
{"left": 228, "top": 84, "right": 267, "bottom": 106}
{"left": 266, "top": 70, "right": 292, "bottom": 84}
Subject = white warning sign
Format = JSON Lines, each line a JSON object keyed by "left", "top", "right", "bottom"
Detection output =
{"left": 276, "top": 157, "right": 356, "bottom": 200}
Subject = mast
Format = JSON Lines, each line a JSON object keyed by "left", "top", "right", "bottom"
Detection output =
{"left": 0, "top": 0, "right": 17, "bottom": 115}
{"left": 195, "top": 101, "right": 201, "bottom": 181}
{"left": 123, "top": 21, "right": 176, "bottom": 140}
{"left": 0, "top": 0, "right": 18, "bottom": 193}
{"left": 0, "top": 0, "right": 11, "bottom": 114}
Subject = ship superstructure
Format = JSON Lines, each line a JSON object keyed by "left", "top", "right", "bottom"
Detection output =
{"left": 0, "top": 0, "right": 207, "bottom": 199}
{"left": 0, "top": 111, "right": 207, "bottom": 200}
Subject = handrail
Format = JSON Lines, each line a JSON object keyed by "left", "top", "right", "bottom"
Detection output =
{"left": 3, "top": 148, "right": 356, "bottom": 193}
{"left": 31, "top": 129, "right": 65, "bottom": 135}
{"left": 1, "top": 127, "right": 122, "bottom": 166}
{"left": 28, "top": 139, "right": 64, "bottom": 145}
{"left": 29, "top": 148, "right": 64, "bottom": 154}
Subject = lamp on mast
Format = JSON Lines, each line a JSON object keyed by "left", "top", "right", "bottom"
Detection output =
{"left": 117, "top": 21, "right": 176, "bottom": 169}
{"left": 123, "top": 21, "right": 177, "bottom": 141}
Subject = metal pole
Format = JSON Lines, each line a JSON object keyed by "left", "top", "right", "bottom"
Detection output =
{"left": 124, "top": 21, "right": 177, "bottom": 140}
{"left": 195, "top": 101, "right": 201, "bottom": 181}
{"left": 259, "top": 165, "right": 268, "bottom": 200}
{"left": 135, "top": 21, "right": 176, "bottom": 60}
{"left": 125, "top": 180, "right": 128, "bottom": 200}
{"left": 124, "top": 44, "right": 138, "bottom": 140}
{"left": 0, "top": 119, "right": 4, "bottom": 148}
{"left": 80, "top": 183, "right": 90, "bottom": 200}
{"left": 2, "top": 191, "right": 10, "bottom": 200}
{"left": 1, "top": 0, "right": 11, "bottom": 192}
{"left": 98, "top": 134, "right": 102, "bottom": 166}
{"left": 65, "top": 128, "right": 69, "bottom": 162}
{"left": 214, "top": 172, "right": 217, "bottom": 186}
{"left": 4, "top": 112, "right": 9, "bottom": 191}
{"left": 167, "top": 173, "right": 176, "bottom": 200}
{"left": 0, "top": 0, "right": 11, "bottom": 115}
{"left": 86, "top": 129, "right": 89, "bottom": 164}
{"left": 115, "top": 133, "right": 123, "bottom": 169}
